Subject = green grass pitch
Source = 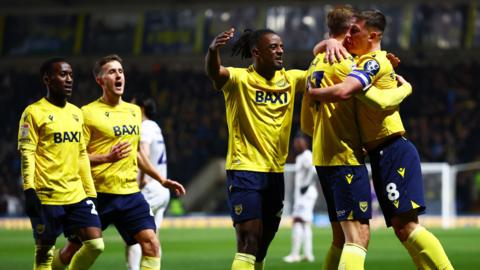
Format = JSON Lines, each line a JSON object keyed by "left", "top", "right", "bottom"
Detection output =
{"left": 0, "top": 227, "right": 478, "bottom": 269}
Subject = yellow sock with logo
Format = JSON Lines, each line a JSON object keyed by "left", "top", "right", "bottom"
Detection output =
{"left": 407, "top": 226, "right": 453, "bottom": 270}
{"left": 140, "top": 256, "right": 161, "bottom": 270}
{"left": 51, "top": 248, "right": 67, "bottom": 270}
{"left": 231, "top": 253, "right": 255, "bottom": 270}
{"left": 338, "top": 243, "right": 367, "bottom": 270}
{"left": 34, "top": 245, "right": 55, "bottom": 270}
{"left": 322, "top": 244, "right": 343, "bottom": 270}
{"left": 69, "top": 238, "right": 104, "bottom": 270}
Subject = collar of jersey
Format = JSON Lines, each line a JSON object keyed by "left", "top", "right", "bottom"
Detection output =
{"left": 247, "top": 65, "right": 290, "bottom": 92}
{"left": 98, "top": 97, "right": 124, "bottom": 107}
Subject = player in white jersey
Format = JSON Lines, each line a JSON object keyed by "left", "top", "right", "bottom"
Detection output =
{"left": 284, "top": 134, "right": 318, "bottom": 263}
{"left": 127, "top": 95, "right": 170, "bottom": 270}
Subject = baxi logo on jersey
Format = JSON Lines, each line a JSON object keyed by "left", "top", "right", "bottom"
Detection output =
{"left": 113, "top": 125, "right": 139, "bottom": 136}
{"left": 53, "top": 131, "right": 81, "bottom": 143}
{"left": 255, "top": 91, "right": 288, "bottom": 105}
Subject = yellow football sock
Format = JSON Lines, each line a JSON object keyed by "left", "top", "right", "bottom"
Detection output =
{"left": 402, "top": 239, "right": 432, "bottom": 269}
{"left": 338, "top": 243, "right": 367, "bottom": 270}
{"left": 51, "top": 248, "right": 67, "bottom": 270}
{"left": 254, "top": 260, "right": 264, "bottom": 270}
{"left": 69, "top": 238, "right": 104, "bottom": 270}
{"left": 34, "top": 245, "right": 55, "bottom": 270}
{"left": 140, "top": 256, "right": 161, "bottom": 270}
{"left": 407, "top": 226, "right": 453, "bottom": 270}
{"left": 322, "top": 244, "right": 343, "bottom": 270}
{"left": 231, "top": 253, "right": 255, "bottom": 270}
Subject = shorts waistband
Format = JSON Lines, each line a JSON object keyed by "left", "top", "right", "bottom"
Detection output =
{"left": 369, "top": 135, "right": 404, "bottom": 153}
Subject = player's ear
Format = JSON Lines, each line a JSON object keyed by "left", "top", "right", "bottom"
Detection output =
{"left": 95, "top": 76, "right": 103, "bottom": 86}
{"left": 251, "top": 47, "right": 259, "bottom": 58}
{"left": 42, "top": 73, "right": 50, "bottom": 85}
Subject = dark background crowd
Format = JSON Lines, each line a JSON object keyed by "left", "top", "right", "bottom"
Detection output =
{"left": 1, "top": 58, "right": 480, "bottom": 216}
{"left": 1, "top": 0, "right": 480, "bottom": 216}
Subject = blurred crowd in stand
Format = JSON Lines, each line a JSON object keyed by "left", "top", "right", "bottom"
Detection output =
{"left": 1, "top": 59, "right": 479, "bottom": 215}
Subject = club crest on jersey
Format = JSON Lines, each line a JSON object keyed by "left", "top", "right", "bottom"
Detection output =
{"left": 359, "top": 201, "right": 368, "bottom": 212}
{"left": 130, "top": 110, "right": 136, "bottom": 117}
{"left": 275, "top": 78, "right": 288, "bottom": 87}
{"left": 72, "top": 114, "right": 79, "bottom": 122}
{"left": 255, "top": 91, "right": 288, "bottom": 104}
{"left": 234, "top": 204, "right": 243, "bottom": 215}
{"left": 48, "top": 115, "right": 54, "bottom": 121}
{"left": 113, "top": 125, "right": 139, "bottom": 136}
{"left": 363, "top": 60, "right": 380, "bottom": 76}
{"left": 105, "top": 112, "right": 110, "bottom": 117}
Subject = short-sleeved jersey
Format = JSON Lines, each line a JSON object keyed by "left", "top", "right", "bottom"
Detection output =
{"left": 348, "top": 50, "right": 405, "bottom": 149}
{"left": 17, "top": 98, "right": 87, "bottom": 205}
{"left": 141, "top": 119, "right": 167, "bottom": 179}
{"left": 222, "top": 65, "right": 306, "bottom": 172}
{"left": 82, "top": 98, "right": 142, "bottom": 194}
{"left": 304, "top": 52, "right": 364, "bottom": 166}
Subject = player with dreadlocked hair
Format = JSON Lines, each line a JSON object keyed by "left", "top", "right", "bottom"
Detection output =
{"left": 206, "top": 28, "right": 307, "bottom": 270}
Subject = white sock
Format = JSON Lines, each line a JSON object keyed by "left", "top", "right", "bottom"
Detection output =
{"left": 126, "top": 244, "right": 142, "bottom": 270}
{"left": 291, "top": 222, "right": 303, "bottom": 256}
{"left": 303, "top": 223, "right": 314, "bottom": 258}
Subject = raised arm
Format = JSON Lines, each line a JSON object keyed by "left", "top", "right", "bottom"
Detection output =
{"left": 205, "top": 28, "right": 234, "bottom": 90}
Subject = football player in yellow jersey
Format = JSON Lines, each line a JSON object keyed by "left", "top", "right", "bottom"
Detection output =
{"left": 18, "top": 58, "right": 104, "bottom": 270}
{"left": 303, "top": 7, "right": 415, "bottom": 270}
{"left": 206, "top": 28, "right": 306, "bottom": 270}
{"left": 52, "top": 55, "right": 185, "bottom": 270}
{"left": 309, "top": 10, "right": 453, "bottom": 270}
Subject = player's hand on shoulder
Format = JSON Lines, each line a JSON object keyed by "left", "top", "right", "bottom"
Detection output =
{"left": 387, "top": 53, "right": 401, "bottom": 68}
{"left": 108, "top": 141, "right": 131, "bottom": 162}
{"left": 162, "top": 179, "right": 186, "bottom": 196}
{"left": 321, "top": 38, "right": 348, "bottom": 64}
{"left": 209, "top": 28, "right": 235, "bottom": 51}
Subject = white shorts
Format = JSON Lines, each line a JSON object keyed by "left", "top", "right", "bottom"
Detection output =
{"left": 141, "top": 180, "right": 170, "bottom": 229}
{"left": 291, "top": 186, "right": 318, "bottom": 222}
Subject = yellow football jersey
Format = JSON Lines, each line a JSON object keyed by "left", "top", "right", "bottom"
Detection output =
{"left": 82, "top": 98, "right": 142, "bottom": 194}
{"left": 17, "top": 98, "right": 88, "bottom": 205}
{"left": 221, "top": 65, "right": 306, "bottom": 172}
{"left": 303, "top": 52, "right": 364, "bottom": 166}
{"left": 349, "top": 50, "right": 405, "bottom": 149}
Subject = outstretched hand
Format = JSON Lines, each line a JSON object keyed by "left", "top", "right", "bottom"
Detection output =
{"left": 162, "top": 178, "right": 186, "bottom": 196}
{"left": 209, "top": 28, "right": 235, "bottom": 51}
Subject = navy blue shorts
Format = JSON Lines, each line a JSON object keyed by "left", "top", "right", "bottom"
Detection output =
{"left": 369, "top": 137, "right": 426, "bottom": 227}
{"left": 30, "top": 198, "right": 101, "bottom": 241}
{"left": 97, "top": 192, "right": 156, "bottom": 245}
{"left": 226, "top": 170, "right": 284, "bottom": 232}
{"left": 316, "top": 165, "right": 372, "bottom": 222}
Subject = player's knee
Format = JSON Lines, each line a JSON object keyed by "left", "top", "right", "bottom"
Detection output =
{"left": 140, "top": 235, "right": 160, "bottom": 257}
{"left": 392, "top": 214, "right": 419, "bottom": 241}
{"left": 83, "top": 238, "right": 105, "bottom": 255}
